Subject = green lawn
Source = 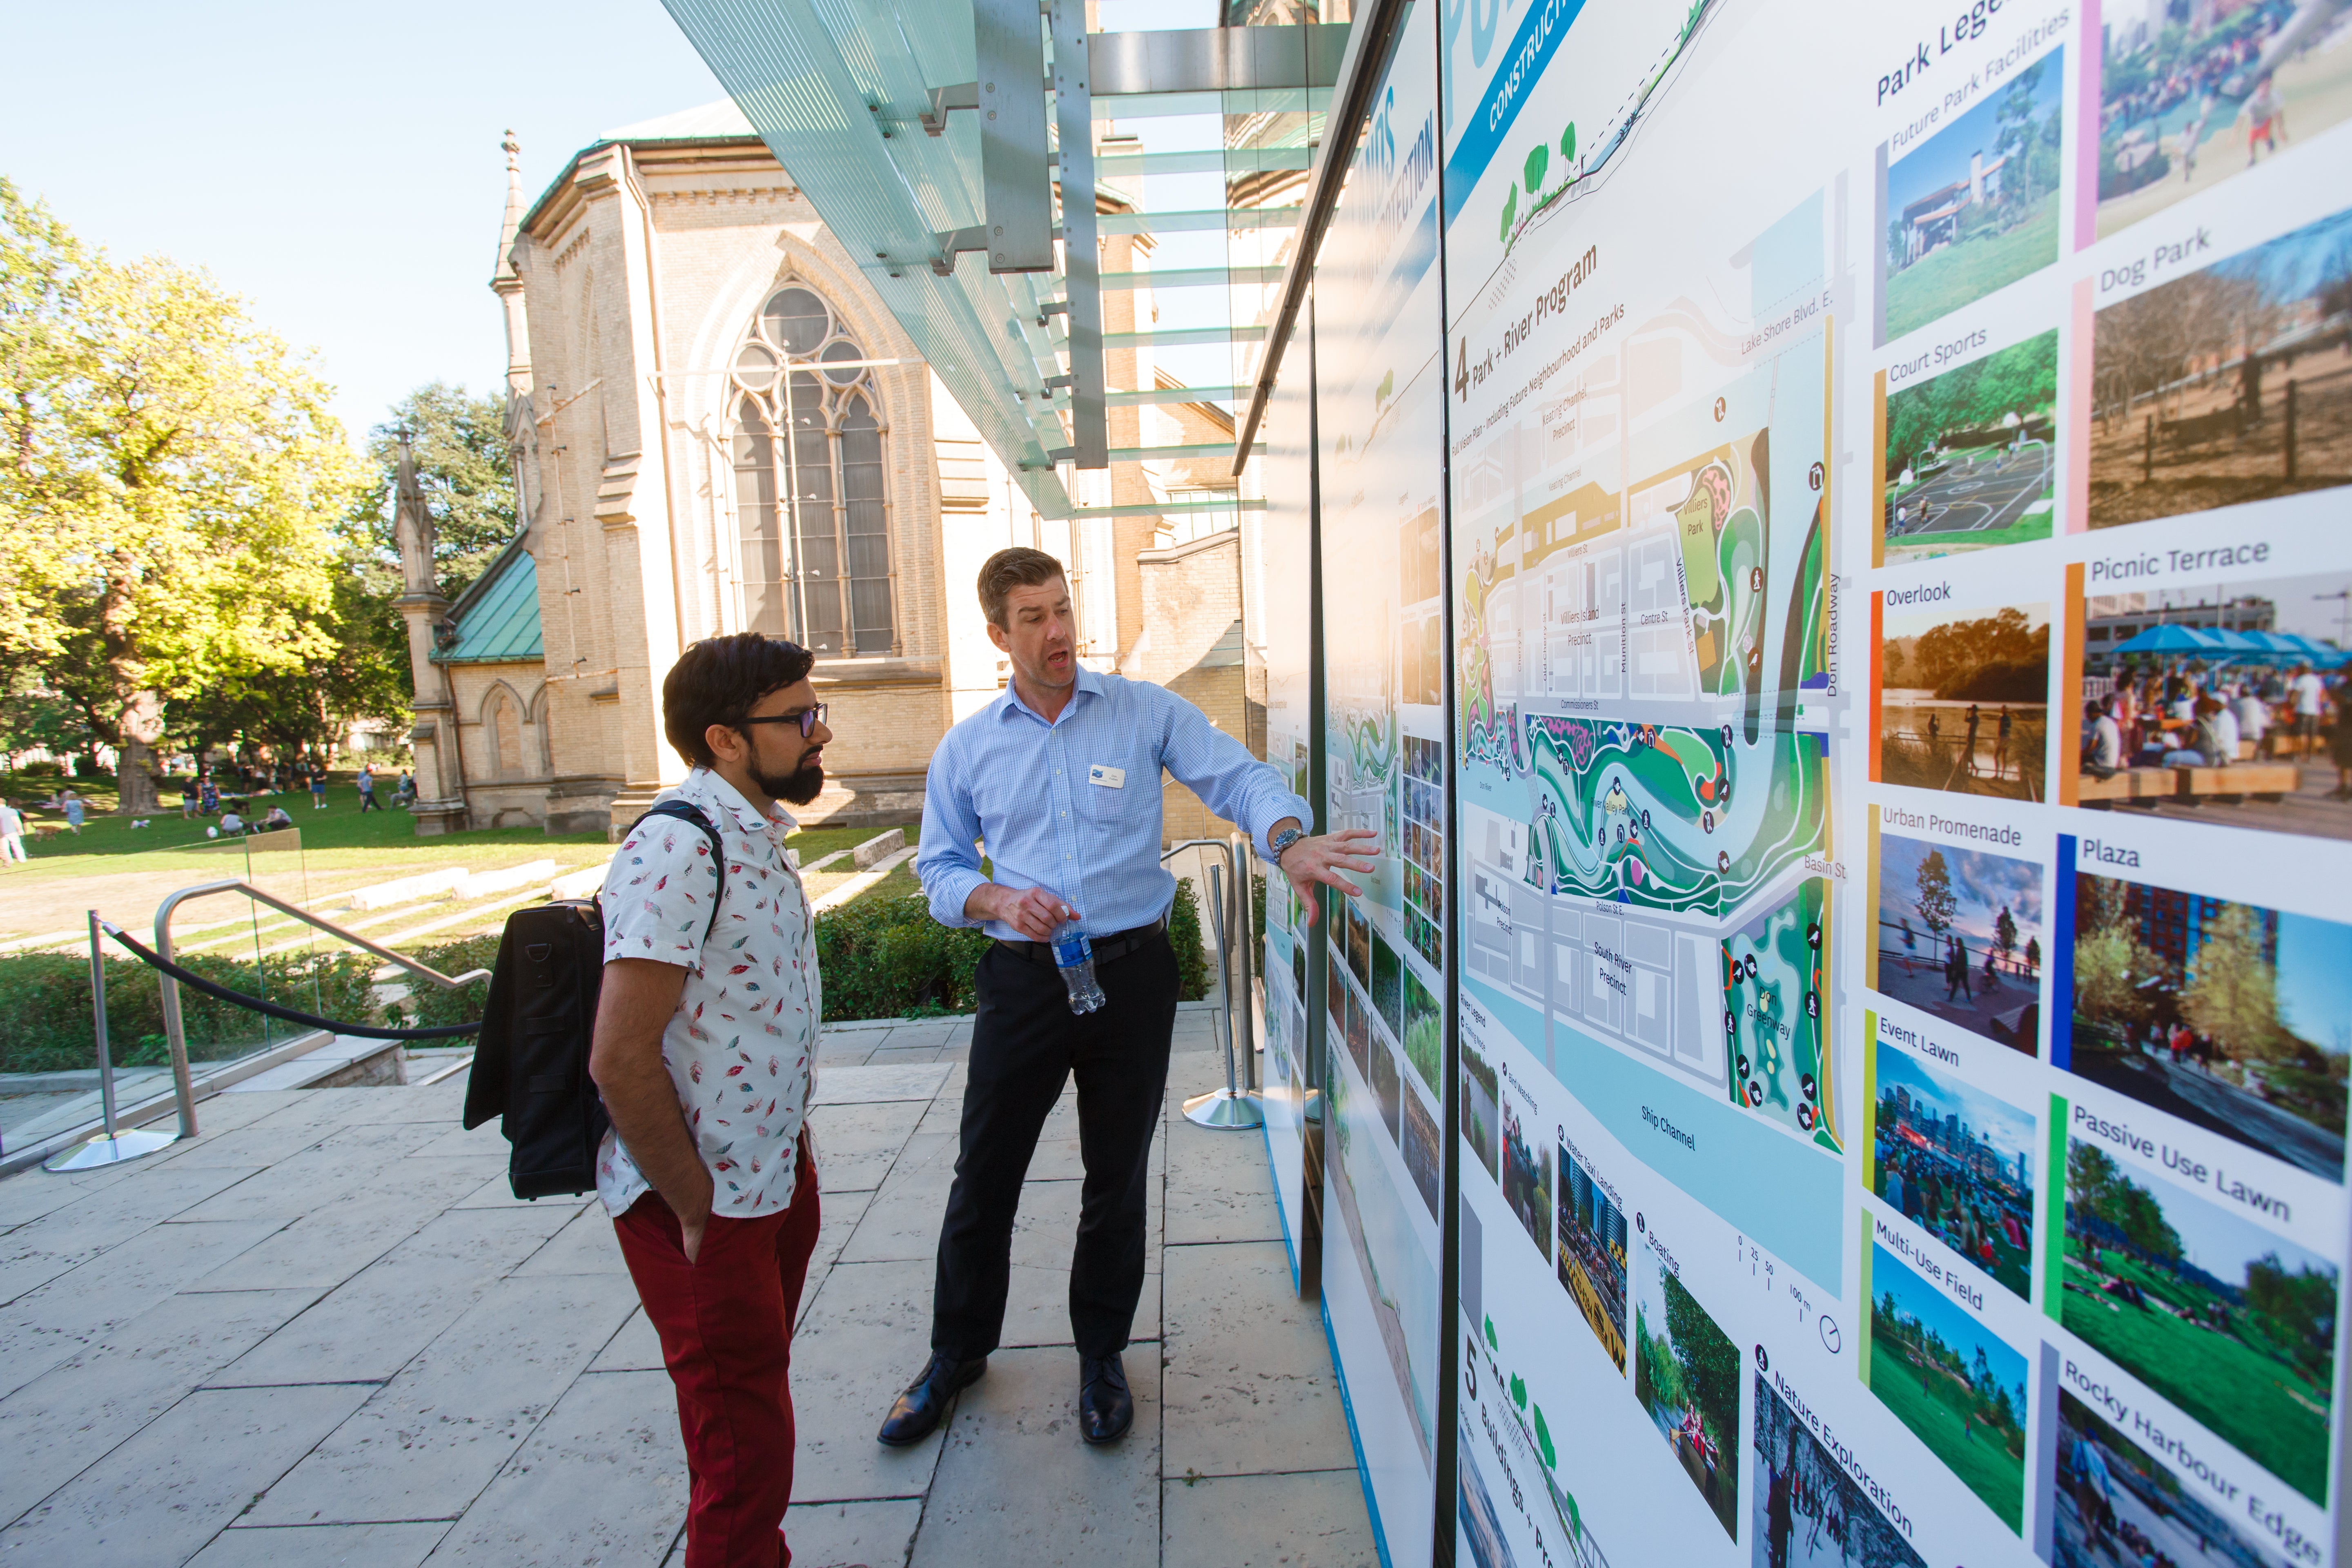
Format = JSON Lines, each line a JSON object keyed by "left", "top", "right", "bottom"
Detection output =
{"left": 1883, "top": 508, "right": 2055, "bottom": 564}
{"left": 2060, "top": 1249, "right": 2330, "bottom": 1502}
{"left": 1869, "top": 1330, "right": 2026, "bottom": 1530}
{"left": 1885, "top": 193, "right": 2060, "bottom": 341}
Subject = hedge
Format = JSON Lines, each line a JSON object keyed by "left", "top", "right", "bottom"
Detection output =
{"left": 0, "top": 878, "right": 1219, "bottom": 1074}
{"left": 0, "top": 947, "right": 380, "bottom": 1076}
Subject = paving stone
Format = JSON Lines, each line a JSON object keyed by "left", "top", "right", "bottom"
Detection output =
{"left": 0, "top": 1162, "right": 141, "bottom": 1232}
{"left": 1160, "top": 1467, "right": 1379, "bottom": 1567}
{"left": 425, "top": 1368, "right": 687, "bottom": 1567}
{"left": 809, "top": 1186, "right": 874, "bottom": 1285}
{"left": 335, "top": 1082, "right": 466, "bottom": 1125}
{"left": 864, "top": 1046, "right": 943, "bottom": 1067}
{"left": 909, "top": 1343, "right": 1162, "bottom": 1568}
{"left": 0, "top": 1286, "right": 322, "bottom": 1527}
{"left": 837, "top": 1157, "right": 954, "bottom": 1265}
{"left": 513, "top": 1202, "right": 628, "bottom": 1276}
{"left": 813, "top": 1062, "right": 953, "bottom": 1107}
{"left": 0, "top": 1382, "right": 371, "bottom": 1566}
{"left": 0, "top": 1161, "right": 267, "bottom": 1306}
{"left": 188, "top": 1521, "right": 448, "bottom": 1566}
{"left": 1011, "top": 1177, "right": 1163, "bottom": 1274}
{"left": 998, "top": 1260, "right": 1161, "bottom": 1349}
{"left": 587, "top": 1307, "right": 664, "bottom": 1374}
{"left": 786, "top": 1498, "right": 923, "bottom": 1568}
{"left": 149, "top": 1120, "right": 333, "bottom": 1172}
{"left": 787, "top": 1258, "right": 951, "bottom": 1504}
{"left": 0, "top": 1218, "right": 282, "bottom": 1401}
{"left": 807, "top": 1100, "right": 927, "bottom": 1192}
{"left": 207, "top": 1256, "right": 499, "bottom": 1389}
{"left": 402, "top": 1122, "right": 506, "bottom": 1161}
{"left": 167, "top": 1146, "right": 390, "bottom": 1226}
{"left": 1161, "top": 1116, "right": 1282, "bottom": 1245}
{"left": 246, "top": 1271, "right": 639, "bottom": 1526}
{"left": 1163, "top": 1240, "right": 1352, "bottom": 1479}
{"left": 186, "top": 1165, "right": 486, "bottom": 1294}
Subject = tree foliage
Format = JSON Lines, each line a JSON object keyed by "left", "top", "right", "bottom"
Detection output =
{"left": 0, "top": 179, "right": 361, "bottom": 807}
{"left": 1911, "top": 607, "right": 2049, "bottom": 701}
{"left": 353, "top": 382, "right": 517, "bottom": 601}
{"left": 2182, "top": 901, "right": 2293, "bottom": 1065}
{"left": 1884, "top": 330, "right": 2057, "bottom": 477}
{"left": 2071, "top": 874, "right": 2173, "bottom": 1031}
{"left": 1914, "top": 849, "right": 1957, "bottom": 940}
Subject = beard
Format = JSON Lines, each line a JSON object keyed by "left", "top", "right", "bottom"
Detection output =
{"left": 755, "top": 757, "right": 825, "bottom": 806}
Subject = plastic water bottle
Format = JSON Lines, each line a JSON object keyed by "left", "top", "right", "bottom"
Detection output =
{"left": 1052, "top": 920, "right": 1106, "bottom": 1014}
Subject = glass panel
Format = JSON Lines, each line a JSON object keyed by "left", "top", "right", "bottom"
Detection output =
{"left": 762, "top": 287, "right": 830, "bottom": 356}
{"left": 733, "top": 342, "right": 777, "bottom": 392}
{"left": 733, "top": 397, "right": 791, "bottom": 638}
{"left": 840, "top": 399, "right": 892, "bottom": 655}
{"left": 819, "top": 338, "right": 866, "bottom": 385}
{"left": 786, "top": 372, "right": 842, "bottom": 653}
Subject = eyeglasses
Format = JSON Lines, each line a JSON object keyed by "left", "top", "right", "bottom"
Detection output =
{"left": 736, "top": 702, "right": 829, "bottom": 739}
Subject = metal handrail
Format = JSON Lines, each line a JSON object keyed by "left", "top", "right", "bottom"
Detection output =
{"left": 151, "top": 879, "right": 492, "bottom": 1140}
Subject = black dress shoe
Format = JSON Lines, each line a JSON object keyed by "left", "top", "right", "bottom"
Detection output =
{"left": 1078, "top": 1353, "right": 1133, "bottom": 1445}
{"left": 877, "top": 1352, "right": 986, "bottom": 1446}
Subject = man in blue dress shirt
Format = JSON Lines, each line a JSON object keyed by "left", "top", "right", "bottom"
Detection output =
{"left": 880, "top": 546, "right": 1374, "bottom": 1448}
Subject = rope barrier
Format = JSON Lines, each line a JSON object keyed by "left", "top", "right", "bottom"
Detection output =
{"left": 99, "top": 921, "right": 486, "bottom": 1040}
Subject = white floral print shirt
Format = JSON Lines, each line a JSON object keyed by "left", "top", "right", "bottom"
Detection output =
{"left": 593, "top": 766, "right": 821, "bottom": 1218}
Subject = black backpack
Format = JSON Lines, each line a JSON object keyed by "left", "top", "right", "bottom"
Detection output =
{"left": 461, "top": 800, "right": 726, "bottom": 1199}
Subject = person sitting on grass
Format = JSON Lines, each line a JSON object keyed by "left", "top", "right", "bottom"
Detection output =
{"left": 260, "top": 804, "right": 294, "bottom": 831}
{"left": 218, "top": 808, "right": 246, "bottom": 835}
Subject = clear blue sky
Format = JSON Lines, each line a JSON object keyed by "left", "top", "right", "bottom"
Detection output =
{"left": 2, "top": 1, "right": 727, "bottom": 445}
{"left": 4, "top": 0, "right": 1234, "bottom": 445}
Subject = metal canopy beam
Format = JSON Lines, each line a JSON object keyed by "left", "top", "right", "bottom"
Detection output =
{"left": 1048, "top": 0, "right": 1106, "bottom": 468}
{"left": 974, "top": 0, "right": 1053, "bottom": 272}
{"left": 1087, "top": 23, "right": 1351, "bottom": 96}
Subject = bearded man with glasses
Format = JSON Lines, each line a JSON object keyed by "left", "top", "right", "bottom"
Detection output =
{"left": 588, "top": 632, "right": 835, "bottom": 1568}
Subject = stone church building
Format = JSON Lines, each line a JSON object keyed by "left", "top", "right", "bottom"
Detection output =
{"left": 393, "top": 104, "right": 1269, "bottom": 840}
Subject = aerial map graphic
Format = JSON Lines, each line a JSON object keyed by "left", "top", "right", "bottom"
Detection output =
{"left": 1458, "top": 333, "right": 1835, "bottom": 1139}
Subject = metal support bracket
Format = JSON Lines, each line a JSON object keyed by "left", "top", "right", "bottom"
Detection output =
{"left": 920, "top": 80, "right": 980, "bottom": 135}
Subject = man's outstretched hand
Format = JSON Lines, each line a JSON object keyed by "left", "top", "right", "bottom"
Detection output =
{"left": 1276, "top": 827, "right": 1380, "bottom": 925}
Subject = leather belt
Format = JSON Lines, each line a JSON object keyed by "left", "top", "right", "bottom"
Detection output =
{"left": 996, "top": 918, "right": 1168, "bottom": 969}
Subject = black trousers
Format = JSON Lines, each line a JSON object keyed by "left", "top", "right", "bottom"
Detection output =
{"left": 931, "top": 930, "right": 1180, "bottom": 1361}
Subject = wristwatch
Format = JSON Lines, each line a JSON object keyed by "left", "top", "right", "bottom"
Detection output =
{"left": 1269, "top": 826, "right": 1306, "bottom": 868}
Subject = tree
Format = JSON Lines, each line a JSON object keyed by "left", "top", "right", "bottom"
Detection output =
{"left": 2025, "top": 934, "right": 2042, "bottom": 973}
{"left": 1660, "top": 1270, "right": 1738, "bottom": 1454}
{"left": 2245, "top": 1254, "right": 2339, "bottom": 1382}
{"left": 2183, "top": 902, "right": 2292, "bottom": 1066}
{"left": 0, "top": 182, "right": 360, "bottom": 811}
{"left": 1915, "top": 849, "right": 1957, "bottom": 941}
{"left": 354, "top": 383, "right": 517, "bottom": 601}
{"left": 1994, "top": 905, "right": 2019, "bottom": 966}
{"left": 2072, "top": 878, "right": 2172, "bottom": 1031}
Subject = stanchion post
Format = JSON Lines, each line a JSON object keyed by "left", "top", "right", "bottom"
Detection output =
{"left": 1183, "top": 850, "right": 1263, "bottom": 1129}
{"left": 1227, "top": 834, "right": 1258, "bottom": 1093}
{"left": 89, "top": 909, "right": 117, "bottom": 1139}
{"left": 153, "top": 907, "right": 200, "bottom": 1140}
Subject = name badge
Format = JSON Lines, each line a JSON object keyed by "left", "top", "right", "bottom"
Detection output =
{"left": 1089, "top": 764, "right": 1126, "bottom": 790}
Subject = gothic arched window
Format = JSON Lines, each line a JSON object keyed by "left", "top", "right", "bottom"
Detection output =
{"left": 731, "top": 283, "right": 895, "bottom": 655}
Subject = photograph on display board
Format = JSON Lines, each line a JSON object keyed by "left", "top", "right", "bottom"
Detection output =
{"left": 1457, "top": 1446, "right": 1516, "bottom": 1568}
{"left": 1878, "top": 47, "right": 2066, "bottom": 343}
{"left": 1633, "top": 1234, "right": 1742, "bottom": 1537}
{"left": 2062, "top": 1140, "right": 2338, "bottom": 1501}
{"left": 1348, "top": 899, "right": 1374, "bottom": 990}
{"left": 1876, "top": 600, "right": 2052, "bottom": 800}
{"left": 1325, "top": 1049, "right": 1441, "bottom": 1459}
{"left": 1345, "top": 973, "right": 1372, "bottom": 1083}
{"left": 2060, "top": 858, "right": 2350, "bottom": 1180}
{"left": 1879, "top": 330, "right": 2059, "bottom": 564}
{"left": 1405, "top": 734, "right": 1447, "bottom": 971}
{"left": 1404, "top": 965, "right": 1443, "bottom": 1096}
{"left": 2066, "top": 572, "right": 2352, "bottom": 838}
{"left": 2052, "top": 1390, "right": 2287, "bottom": 1568}
{"left": 1374, "top": 927, "right": 1405, "bottom": 1040}
{"left": 1372, "top": 1022, "right": 1405, "bottom": 1144}
{"left": 1864, "top": 1242, "right": 2030, "bottom": 1530}
{"left": 1556, "top": 1135, "right": 1629, "bottom": 1371}
{"left": 1725, "top": 880, "right": 1840, "bottom": 1148}
{"left": 1405, "top": 1085, "right": 1442, "bottom": 1220}
{"left": 1328, "top": 948, "right": 1348, "bottom": 1042}
{"left": 2095, "top": 0, "right": 2352, "bottom": 239}
{"left": 1869, "top": 1042, "right": 2039, "bottom": 1300}
{"left": 1501, "top": 1090, "right": 1555, "bottom": 1261}
{"left": 1753, "top": 1372, "right": 1929, "bottom": 1568}
{"left": 2087, "top": 205, "right": 2352, "bottom": 530}
{"left": 1463, "top": 1040, "right": 1502, "bottom": 1181}
{"left": 1870, "top": 832, "right": 2046, "bottom": 1054}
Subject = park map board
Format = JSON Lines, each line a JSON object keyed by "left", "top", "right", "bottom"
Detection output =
{"left": 1275, "top": 0, "right": 2352, "bottom": 1561}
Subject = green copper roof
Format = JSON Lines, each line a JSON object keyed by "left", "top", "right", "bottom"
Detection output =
{"left": 433, "top": 538, "right": 543, "bottom": 664}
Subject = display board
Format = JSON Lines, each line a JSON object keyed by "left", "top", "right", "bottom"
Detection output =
{"left": 1423, "top": 0, "right": 2352, "bottom": 1564}
{"left": 1262, "top": 351, "right": 1318, "bottom": 1285}
{"left": 1315, "top": 1, "right": 1451, "bottom": 1556}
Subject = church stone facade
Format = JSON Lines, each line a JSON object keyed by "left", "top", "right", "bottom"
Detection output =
{"left": 395, "top": 106, "right": 1267, "bottom": 842}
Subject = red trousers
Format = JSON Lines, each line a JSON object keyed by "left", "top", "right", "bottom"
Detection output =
{"left": 613, "top": 1161, "right": 822, "bottom": 1568}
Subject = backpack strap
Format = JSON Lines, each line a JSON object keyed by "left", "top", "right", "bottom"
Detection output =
{"left": 628, "top": 800, "right": 730, "bottom": 947}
